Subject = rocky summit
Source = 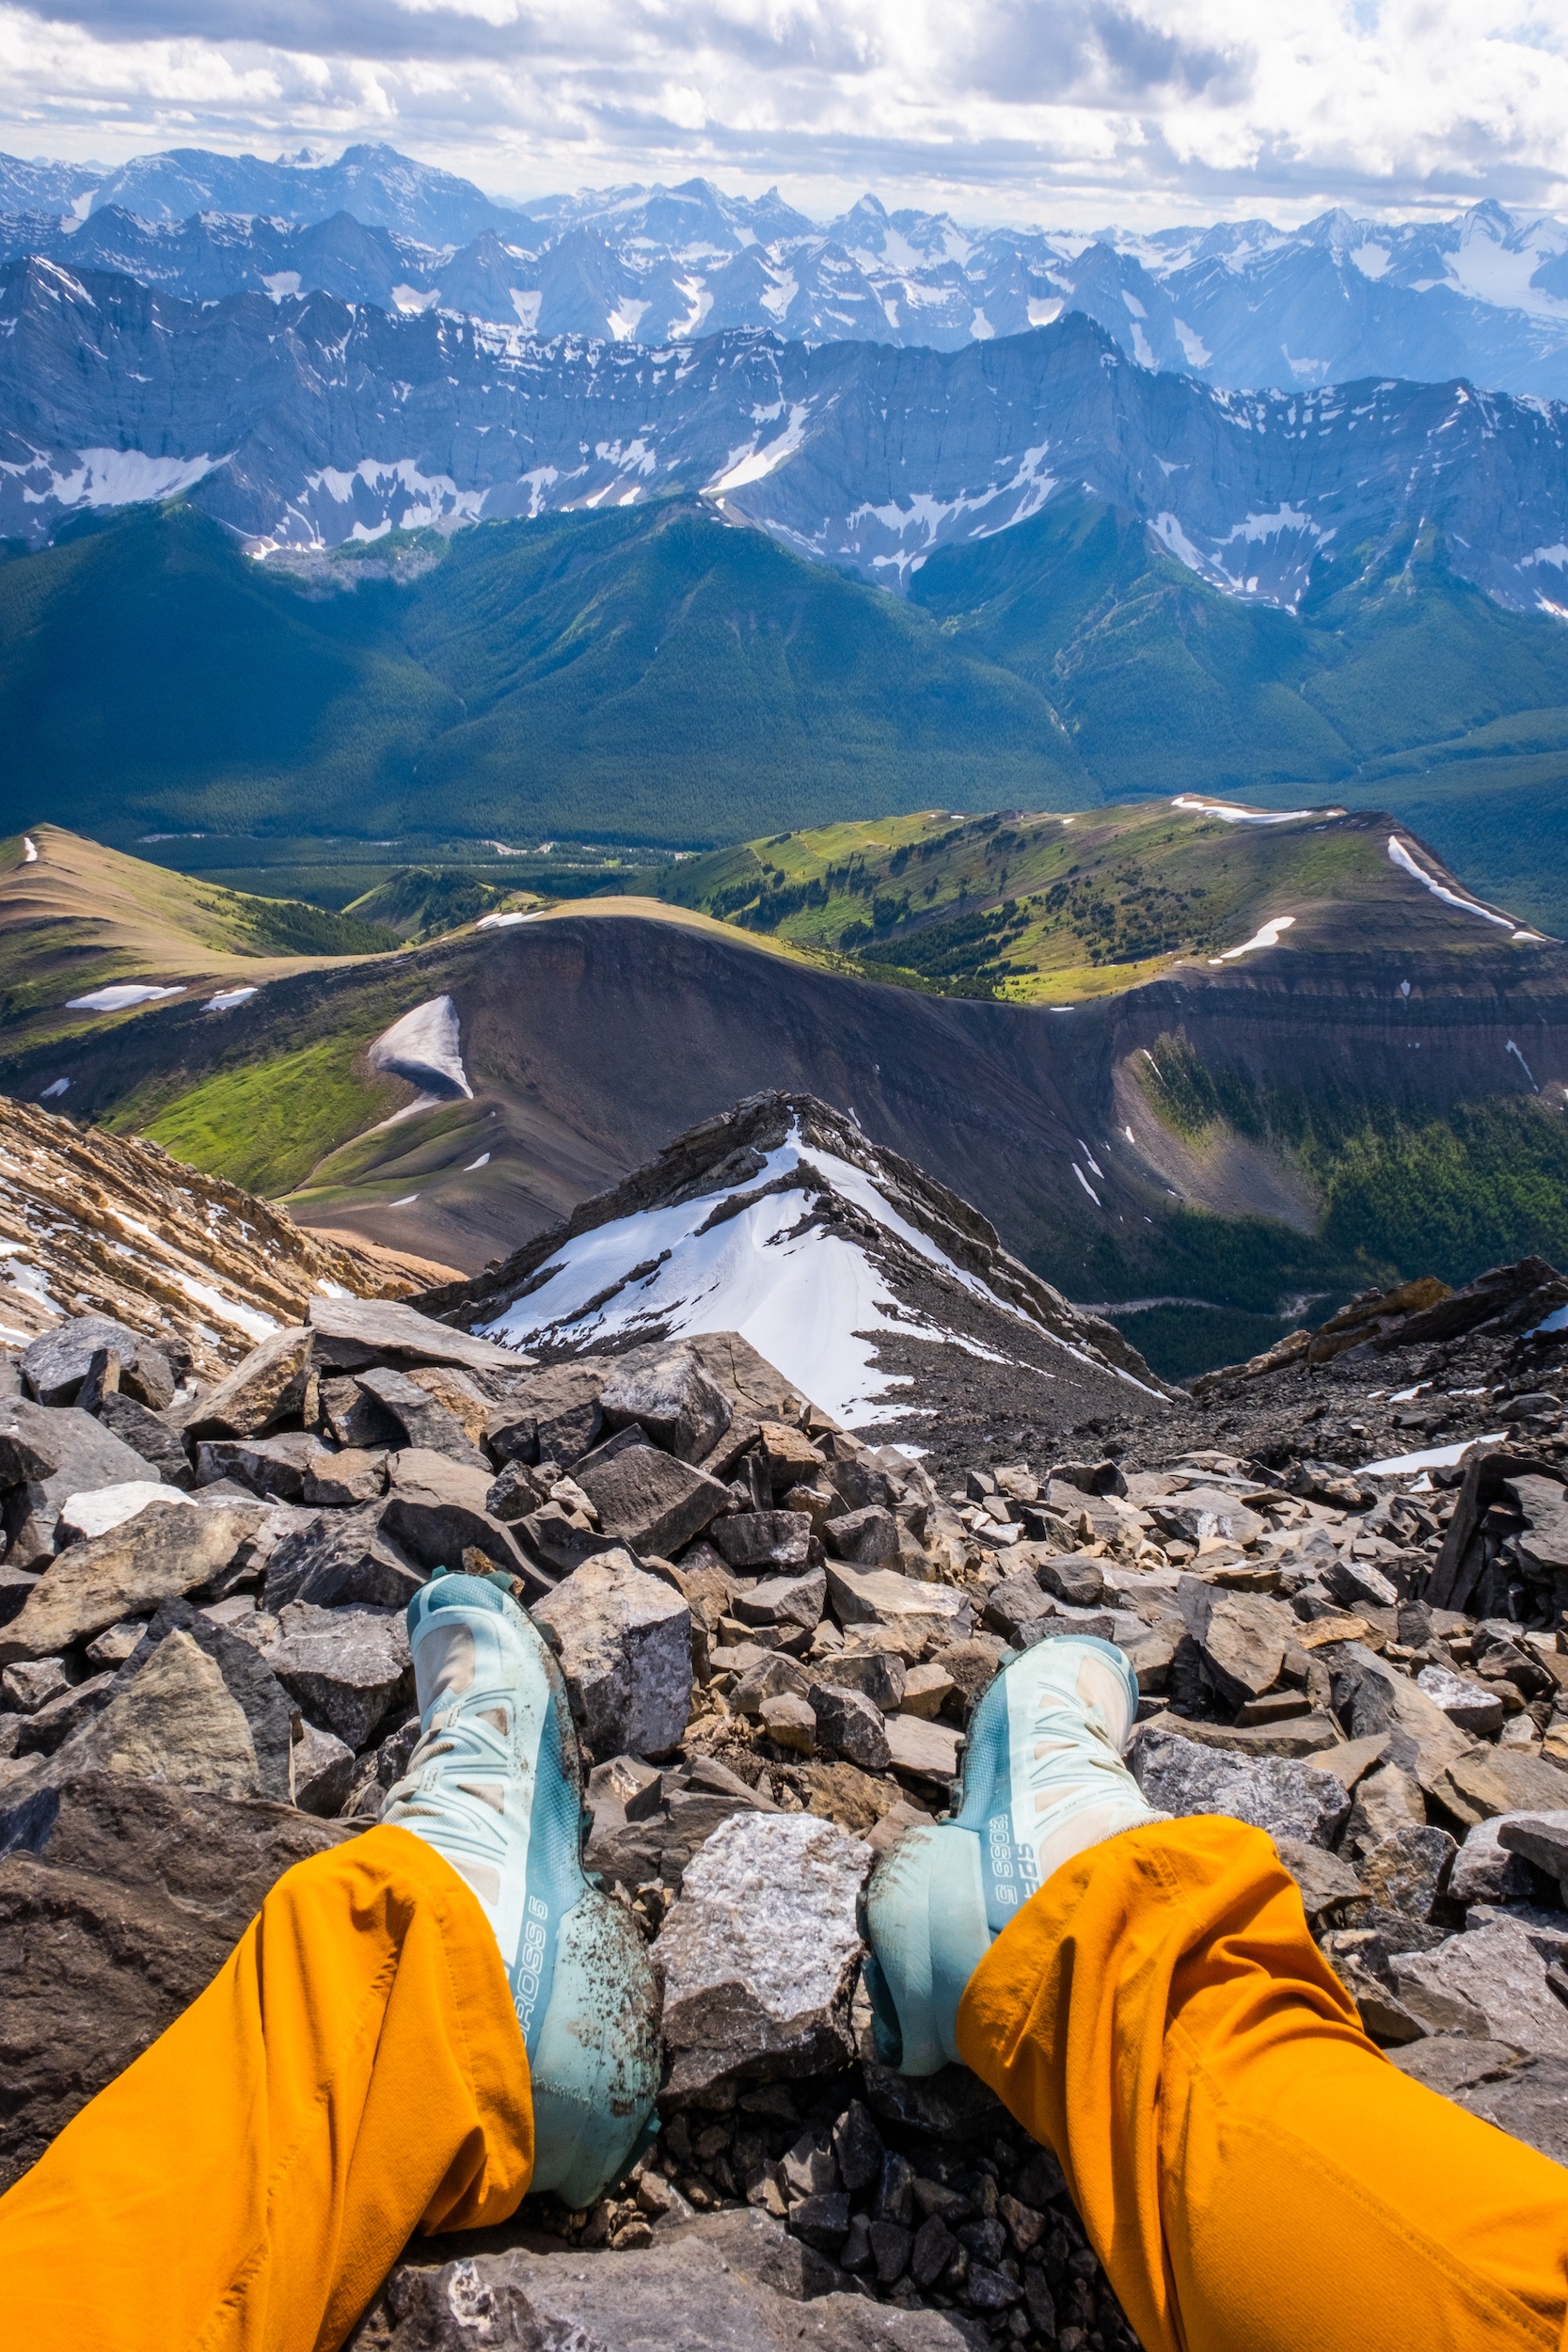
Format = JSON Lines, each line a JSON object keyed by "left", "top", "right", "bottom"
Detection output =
{"left": 8, "top": 1099, "right": 1568, "bottom": 2350}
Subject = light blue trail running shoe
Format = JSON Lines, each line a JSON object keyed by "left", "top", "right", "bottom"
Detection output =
{"left": 382, "top": 1568, "right": 660, "bottom": 2207}
{"left": 863, "top": 1636, "right": 1154, "bottom": 2075}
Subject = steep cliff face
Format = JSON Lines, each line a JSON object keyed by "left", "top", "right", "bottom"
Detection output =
{"left": 7, "top": 276, "right": 1568, "bottom": 618}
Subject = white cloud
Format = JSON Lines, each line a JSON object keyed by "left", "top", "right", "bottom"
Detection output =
{"left": 1, "top": 0, "right": 1567, "bottom": 226}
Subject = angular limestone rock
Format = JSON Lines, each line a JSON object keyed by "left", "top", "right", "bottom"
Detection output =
{"left": 23, "top": 1315, "right": 174, "bottom": 1411}
{"left": 824, "top": 1506, "right": 899, "bottom": 1566}
{"left": 1435, "top": 1746, "right": 1568, "bottom": 1829}
{"left": 1450, "top": 1817, "right": 1540, "bottom": 1908}
{"left": 1178, "top": 1578, "right": 1288, "bottom": 1705}
{"left": 1497, "top": 1809, "right": 1568, "bottom": 1892}
{"left": 1392, "top": 1922, "right": 1568, "bottom": 2058}
{"left": 1358, "top": 1825, "right": 1457, "bottom": 1921}
{"left": 183, "top": 1327, "right": 312, "bottom": 1438}
{"left": 485, "top": 1361, "right": 606, "bottom": 1468}
{"left": 262, "top": 1507, "right": 424, "bottom": 1613}
{"left": 1417, "top": 1662, "right": 1506, "bottom": 1738}
{"left": 260, "top": 1602, "right": 412, "bottom": 1749}
{"left": 352, "top": 1367, "right": 489, "bottom": 1467}
{"left": 0, "top": 1504, "right": 260, "bottom": 1662}
{"left": 600, "top": 1344, "right": 733, "bottom": 1464}
{"left": 531, "top": 1551, "right": 692, "bottom": 1760}
{"left": 825, "top": 1565, "right": 972, "bottom": 1661}
{"left": 883, "top": 1715, "right": 961, "bottom": 1788}
{"left": 292, "top": 1721, "right": 357, "bottom": 1817}
{"left": 734, "top": 1567, "right": 827, "bottom": 1633}
{"left": 655, "top": 1811, "right": 872, "bottom": 2102}
{"left": 715, "top": 1509, "right": 815, "bottom": 1573}
{"left": 574, "top": 1442, "right": 732, "bottom": 1558}
{"left": 1132, "top": 1725, "right": 1350, "bottom": 1849}
{"left": 378, "top": 1450, "right": 528, "bottom": 1581}
{"left": 37, "top": 1631, "right": 261, "bottom": 1799}
{"left": 810, "top": 1680, "right": 891, "bottom": 1772}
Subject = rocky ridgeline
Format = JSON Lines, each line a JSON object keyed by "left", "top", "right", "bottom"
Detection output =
{"left": 8, "top": 1206, "right": 1568, "bottom": 2344}
{"left": 0, "top": 1097, "right": 415, "bottom": 1381}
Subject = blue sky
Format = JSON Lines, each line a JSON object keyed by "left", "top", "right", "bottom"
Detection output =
{"left": 3, "top": 0, "right": 1568, "bottom": 227}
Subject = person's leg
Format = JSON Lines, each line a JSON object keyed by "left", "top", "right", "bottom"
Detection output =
{"left": 958, "top": 1815, "right": 1568, "bottom": 2352}
{"left": 0, "top": 1569, "right": 661, "bottom": 2352}
{"left": 0, "top": 1822, "right": 530, "bottom": 2352}
{"left": 865, "top": 1637, "right": 1568, "bottom": 2352}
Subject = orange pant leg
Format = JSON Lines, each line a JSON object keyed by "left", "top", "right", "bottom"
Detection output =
{"left": 958, "top": 1815, "right": 1568, "bottom": 2352}
{"left": 0, "top": 1823, "right": 532, "bottom": 2352}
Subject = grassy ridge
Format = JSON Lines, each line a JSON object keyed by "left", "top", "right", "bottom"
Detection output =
{"left": 651, "top": 801, "right": 1458, "bottom": 1002}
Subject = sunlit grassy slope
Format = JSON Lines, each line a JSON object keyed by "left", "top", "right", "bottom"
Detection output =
{"left": 651, "top": 797, "right": 1543, "bottom": 1003}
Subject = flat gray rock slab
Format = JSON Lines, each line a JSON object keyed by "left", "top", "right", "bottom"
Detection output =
{"left": 308, "top": 1295, "right": 524, "bottom": 1375}
{"left": 532, "top": 1551, "right": 692, "bottom": 1761}
{"left": 0, "top": 1771, "right": 354, "bottom": 2191}
{"left": 655, "top": 1811, "right": 872, "bottom": 2103}
{"left": 367, "top": 2210, "right": 974, "bottom": 2351}
{"left": 8, "top": 1629, "right": 263, "bottom": 1804}
{"left": 1131, "top": 1724, "right": 1351, "bottom": 1849}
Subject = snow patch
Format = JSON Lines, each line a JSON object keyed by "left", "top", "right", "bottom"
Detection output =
{"left": 168, "top": 1273, "right": 277, "bottom": 1342}
{"left": 21, "top": 835, "right": 37, "bottom": 863}
{"left": 5, "top": 447, "right": 226, "bottom": 514}
{"left": 39, "top": 1078, "right": 68, "bottom": 1099}
{"left": 369, "top": 995, "right": 472, "bottom": 1100}
{"left": 1361, "top": 1434, "right": 1508, "bottom": 1477}
{"left": 1387, "top": 835, "right": 1516, "bottom": 930}
{"left": 204, "top": 987, "right": 259, "bottom": 1012}
{"left": 476, "top": 908, "right": 544, "bottom": 929}
{"left": 67, "top": 983, "right": 184, "bottom": 1011}
{"left": 706, "top": 403, "right": 813, "bottom": 494}
{"left": 1210, "top": 914, "right": 1295, "bottom": 962}
{"left": 1173, "top": 796, "right": 1322, "bottom": 824}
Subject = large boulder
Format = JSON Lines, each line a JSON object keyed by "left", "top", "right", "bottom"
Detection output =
{"left": 0, "top": 1502, "right": 261, "bottom": 1662}
{"left": 0, "top": 1772, "right": 353, "bottom": 2189}
{"left": 351, "top": 1368, "right": 489, "bottom": 1468}
{"left": 1434, "top": 1745, "right": 1568, "bottom": 1827}
{"left": 260, "top": 1602, "right": 412, "bottom": 1748}
{"left": 655, "top": 1811, "right": 872, "bottom": 2103}
{"left": 531, "top": 1553, "right": 692, "bottom": 1761}
{"left": 714, "top": 1511, "right": 814, "bottom": 1573}
{"left": 573, "top": 1440, "right": 732, "bottom": 1558}
{"left": 307, "top": 1296, "right": 525, "bottom": 1376}
{"left": 485, "top": 1362, "right": 606, "bottom": 1468}
{"left": 378, "top": 1451, "right": 532, "bottom": 1583}
{"left": 1131, "top": 1724, "right": 1351, "bottom": 1849}
{"left": 182, "top": 1327, "right": 312, "bottom": 1439}
{"left": 23, "top": 1315, "right": 175, "bottom": 1411}
{"left": 1177, "top": 1578, "right": 1290, "bottom": 1706}
{"left": 263, "top": 1507, "right": 424, "bottom": 1613}
{"left": 599, "top": 1344, "right": 733, "bottom": 1464}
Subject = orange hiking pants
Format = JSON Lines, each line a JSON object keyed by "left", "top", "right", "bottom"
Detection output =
{"left": 0, "top": 1825, "right": 531, "bottom": 2352}
{"left": 959, "top": 1815, "right": 1568, "bottom": 2352}
{"left": 4, "top": 1813, "right": 1567, "bottom": 2352}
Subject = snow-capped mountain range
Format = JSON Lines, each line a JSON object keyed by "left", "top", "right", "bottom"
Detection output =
{"left": 6, "top": 143, "right": 1568, "bottom": 399}
{"left": 7, "top": 259, "right": 1568, "bottom": 621}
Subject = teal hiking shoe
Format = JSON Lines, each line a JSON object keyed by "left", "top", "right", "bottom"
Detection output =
{"left": 863, "top": 1636, "right": 1154, "bottom": 2074}
{"left": 382, "top": 1568, "right": 660, "bottom": 2207}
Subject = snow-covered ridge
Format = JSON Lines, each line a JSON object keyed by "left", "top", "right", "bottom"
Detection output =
{"left": 478, "top": 1120, "right": 1162, "bottom": 1427}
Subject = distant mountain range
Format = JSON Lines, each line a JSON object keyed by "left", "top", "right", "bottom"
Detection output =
{"left": 7, "top": 270, "right": 1568, "bottom": 630}
{"left": 5, "top": 142, "right": 1568, "bottom": 398}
